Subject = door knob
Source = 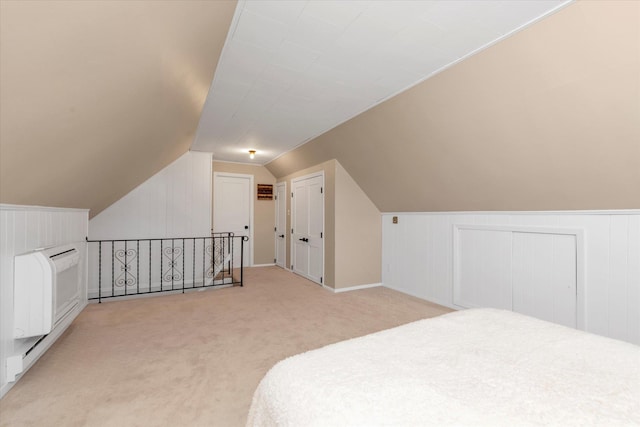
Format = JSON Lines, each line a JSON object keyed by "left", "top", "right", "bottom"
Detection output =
{"left": 279, "top": 235, "right": 285, "bottom": 238}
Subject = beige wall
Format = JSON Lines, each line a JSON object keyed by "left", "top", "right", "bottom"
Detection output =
{"left": 0, "top": 1, "right": 236, "bottom": 217}
{"left": 266, "top": 1, "right": 640, "bottom": 211}
{"left": 277, "top": 159, "right": 381, "bottom": 290}
{"left": 334, "top": 161, "right": 381, "bottom": 289}
{"left": 212, "top": 161, "right": 276, "bottom": 266}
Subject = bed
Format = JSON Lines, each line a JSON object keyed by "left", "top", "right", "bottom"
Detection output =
{"left": 247, "top": 308, "right": 640, "bottom": 426}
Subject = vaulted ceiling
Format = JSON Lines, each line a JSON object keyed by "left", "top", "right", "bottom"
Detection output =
{"left": 1, "top": 0, "right": 638, "bottom": 216}
{"left": 192, "top": 0, "right": 571, "bottom": 164}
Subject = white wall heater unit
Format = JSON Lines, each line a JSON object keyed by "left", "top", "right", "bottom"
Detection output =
{"left": 14, "top": 243, "right": 81, "bottom": 339}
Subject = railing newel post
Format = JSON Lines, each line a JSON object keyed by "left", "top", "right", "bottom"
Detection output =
{"left": 240, "top": 236, "right": 245, "bottom": 287}
{"left": 160, "top": 240, "right": 163, "bottom": 293}
{"left": 136, "top": 240, "right": 140, "bottom": 295}
{"left": 192, "top": 238, "right": 196, "bottom": 289}
{"left": 182, "top": 238, "right": 185, "bottom": 294}
{"left": 111, "top": 241, "right": 115, "bottom": 298}
{"left": 149, "top": 240, "right": 152, "bottom": 293}
{"left": 98, "top": 242, "right": 102, "bottom": 303}
{"left": 124, "top": 240, "right": 128, "bottom": 296}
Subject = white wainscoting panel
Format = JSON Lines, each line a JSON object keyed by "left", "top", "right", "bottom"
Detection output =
{"left": 89, "top": 151, "right": 212, "bottom": 240}
{"left": 512, "top": 231, "right": 578, "bottom": 329}
{"left": 382, "top": 211, "right": 640, "bottom": 345}
{"left": 0, "top": 205, "right": 88, "bottom": 397}
{"left": 455, "top": 228, "right": 512, "bottom": 311}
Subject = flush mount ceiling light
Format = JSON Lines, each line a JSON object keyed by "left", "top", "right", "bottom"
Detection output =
{"left": 248, "top": 150, "right": 256, "bottom": 159}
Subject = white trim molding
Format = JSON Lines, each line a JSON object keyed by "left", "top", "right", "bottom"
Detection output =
{"left": 382, "top": 211, "right": 639, "bottom": 345}
{"left": 382, "top": 209, "right": 640, "bottom": 216}
{"left": 0, "top": 204, "right": 89, "bottom": 213}
{"left": 324, "top": 283, "right": 382, "bottom": 293}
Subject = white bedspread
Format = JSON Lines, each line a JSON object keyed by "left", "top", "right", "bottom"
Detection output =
{"left": 247, "top": 309, "right": 640, "bottom": 426}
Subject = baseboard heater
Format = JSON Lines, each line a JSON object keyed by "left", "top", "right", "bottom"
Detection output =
{"left": 7, "top": 244, "right": 81, "bottom": 382}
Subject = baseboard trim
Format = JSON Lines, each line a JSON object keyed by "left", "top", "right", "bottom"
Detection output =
{"left": 324, "top": 282, "right": 382, "bottom": 293}
{"left": 383, "top": 283, "right": 459, "bottom": 310}
{"left": 1, "top": 299, "right": 88, "bottom": 399}
{"left": 382, "top": 209, "right": 640, "bottom": 216}
{"left": 252, "top": 263, "right": 276, "bottom": 268}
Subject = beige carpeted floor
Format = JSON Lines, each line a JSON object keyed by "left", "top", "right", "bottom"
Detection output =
{"left": 0, "top": 266, "right": 451, "bottom": 427}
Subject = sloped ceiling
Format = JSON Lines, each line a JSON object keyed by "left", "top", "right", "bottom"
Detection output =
{"left": 192, "top": 0, "right": 571, "bottom": 164}
{"left": 0, "top": 0, "right": 236, "bottom": 217}
{"left": 266, "top": 1, "right": 640, "bottom": 211}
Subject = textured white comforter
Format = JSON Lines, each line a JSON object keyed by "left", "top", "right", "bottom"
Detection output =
{"left": 247, "top": 309, "right": 640, "bottom": 426}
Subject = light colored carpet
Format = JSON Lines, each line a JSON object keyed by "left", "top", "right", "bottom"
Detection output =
{"left": 0, "top": 266, "right": 451, "bottom": 427}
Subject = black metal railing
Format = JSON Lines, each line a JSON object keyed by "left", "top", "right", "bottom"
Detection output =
{"left": 87, "top": 233, "right": 248, "bottom": 302}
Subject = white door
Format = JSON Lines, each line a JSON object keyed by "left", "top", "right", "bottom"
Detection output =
{"left": 291, "top": 173, "right": 323, "bottom": 284}
{"left": 454, "top": 226, "right": 578, "bottom": 329}
{"left": 275, "top": 182, "right": 286, "bottom": 268}
{"left": 512, "top": 232, "right": 577, "bottom": 328}
{"left": 213, "top": 173, "right": 253, "bottom": 267}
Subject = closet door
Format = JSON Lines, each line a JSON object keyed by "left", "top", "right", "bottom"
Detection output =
{"left": 291, "top": 173, "right": 324, "bottom": 285}
{"left": 454, "top": 225, "right": 579, "bottom": 329}
{"left": 454, "top": 228, "right": 513, "bottom": 310}
{"left": 512, "top": 232, "right": 577, "bottom": 328}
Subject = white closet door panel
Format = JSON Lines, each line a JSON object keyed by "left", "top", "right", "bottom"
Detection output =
{"left": 293, "top": 182, "right": 308, "bottom": 234}
{"left": 455, "top": 228, "right": 512, "bottom": 310}
{"left": 291, "top": 180, "right": 308, "bottom": 274}
{"left": 294, "top": 241, "right": 308, "bottom": 276}
{"left": 308, "top": 176, "right": 323, "bottom": 237}
{"left": 308, "top": 245, "right": 323, "bottom": 282}
{"left": 512, "top": 232, "right": 577, "bottom": 328}
{"left": 307, "top": 176, "right": 323, "bottom": 283}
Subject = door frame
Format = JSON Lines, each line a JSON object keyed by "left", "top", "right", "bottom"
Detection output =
{"left": 213, "top": 172, "right": 254, "bottom": 267}
{"left": 274, "top": 181, "right": 287, "bottom": 269}
{"left": 291, "top": 171, "right": 324, "bottom": 284}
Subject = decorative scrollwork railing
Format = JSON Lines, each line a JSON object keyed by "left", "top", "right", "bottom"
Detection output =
{"left": 87, "top": 233, "right": 247, "bottom": 302}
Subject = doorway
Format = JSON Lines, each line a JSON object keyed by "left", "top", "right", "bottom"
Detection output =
{"left": 291, "top": 172, "right": 324, "bottom": 285}
{"left": 274, "top": 182, "right": 287, "bottom": 269}
{"left": 213, "top": 172, "right": 253, "bottom": 266}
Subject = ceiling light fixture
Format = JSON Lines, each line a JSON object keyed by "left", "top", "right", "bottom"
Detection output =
{"left": 248, "top": 150, "right": 256, "bottom": 159}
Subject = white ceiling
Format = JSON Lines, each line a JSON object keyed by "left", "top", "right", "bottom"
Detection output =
{"left": 191, "top": 0, "right": 571, "bottom": 164}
